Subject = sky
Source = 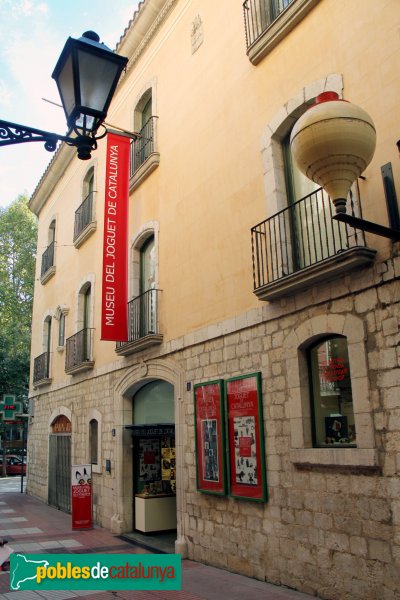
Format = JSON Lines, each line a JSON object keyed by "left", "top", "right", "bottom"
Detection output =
{"left": 0, "top": 0, "right": 139, "bottom": 209}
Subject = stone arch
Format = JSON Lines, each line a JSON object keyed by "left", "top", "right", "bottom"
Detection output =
{"left": 111, "top": 358, "right": 188, "bottom": 556}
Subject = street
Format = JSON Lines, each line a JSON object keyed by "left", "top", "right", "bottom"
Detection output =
{"left": 0, "top": 476, "right": 26, "bottom": 494}
{"left": 0, "top": 491, "right": 319, "bottom": 600}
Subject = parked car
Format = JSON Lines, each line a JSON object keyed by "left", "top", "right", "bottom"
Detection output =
{"left": 0, "top": 455, "right": 26, "bottom": 476}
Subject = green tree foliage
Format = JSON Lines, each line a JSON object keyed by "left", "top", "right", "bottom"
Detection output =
{"left": 0, "top": 195, "right": 37, "bottom": 407}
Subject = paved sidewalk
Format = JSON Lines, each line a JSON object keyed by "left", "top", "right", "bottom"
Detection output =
{"left": 0, "top": 491, "right": 320, "bottom": 600}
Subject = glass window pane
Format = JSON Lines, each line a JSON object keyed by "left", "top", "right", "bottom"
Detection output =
{"left": 309, "top": 337, "right": 356, "bottom": 446}
{"left": 90, "top": 419, "right": 98, "bottom": 464}
{"left": 58, "top": 313, "right": 65, "bottom": 346}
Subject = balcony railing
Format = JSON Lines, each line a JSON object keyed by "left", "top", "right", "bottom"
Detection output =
{"left": 41, "top": 241, "right": 55, "bottom": 278}
{"left": 252, "top": 185, "right": 376, "bottom": 299}
{"left": 65, "top": 328, "right": 94, "bottom": 373}
{"left": 33, "top": 351, "right": 50, "bottom": 384}
{"left": 116, "top": 289, "right": 162, "bottom": 354}
{"left": 243, "top": 0, "right": 294, "bottom": 48}
{"left": 130, "top": 116, "right": 158, "bottom": 176}
{"left": 74, "top": 191, "right": 94, "bottom": 241}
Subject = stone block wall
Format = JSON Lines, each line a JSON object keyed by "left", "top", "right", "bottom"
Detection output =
{"left": 27, "top": 257, "right": 400, "bottom": 600}
{"left": 181, "top": 268, "right": 400, "bottom": 600}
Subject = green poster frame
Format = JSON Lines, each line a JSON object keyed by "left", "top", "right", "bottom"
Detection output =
{"left": 225, "top": 372, "right": 267, "bottom": 502}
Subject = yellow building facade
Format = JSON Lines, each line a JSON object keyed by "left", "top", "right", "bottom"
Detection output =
{"left": 29, "top": 1, "right": 400, "bottom": 598}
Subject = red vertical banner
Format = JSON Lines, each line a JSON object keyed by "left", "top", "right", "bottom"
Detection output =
{"left": 71, "top": 464, "right": 92, "bottom": 529}
{"left": 101, "top": 132, "right": 130, "bottom": 341}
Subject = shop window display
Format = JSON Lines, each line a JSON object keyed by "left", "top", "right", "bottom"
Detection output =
{"left": 308, "top": 336, "right": 356, "bottom": 447}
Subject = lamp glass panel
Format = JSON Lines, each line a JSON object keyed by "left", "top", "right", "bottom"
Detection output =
{"left": 57, "top": 54, "right": 75, "bottom": 120}
{"left": 77, "top": 50, "right": 120, "bottom": 115}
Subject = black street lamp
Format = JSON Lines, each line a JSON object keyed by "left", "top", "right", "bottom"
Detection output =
{"left": 0, "top": 31, "right": 128, "bottom": 160}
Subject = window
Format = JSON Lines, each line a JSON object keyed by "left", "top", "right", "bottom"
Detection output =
{"left": 41, "top": 219, "right": 56, "bottom": 283}
{"left": 252, "top": 76, "right": 376, "bottom": 301}
{"left": 44, "top": 316, "right": 52, "bottom": 357}
{"left": 243, "top": 0, "right": 322, "bottom": 64}
{"left": 130, "top": 87, "right": 160, "bottom": 189}
{"left": 116, "top": 224, "right": 162, "bottom": 355}
{"left": 308, "top": 336, "right": 356, "bottom": 447}
{"left": 65, "top": 279, "right": 94, "bottom": 373}
{"left": 74, "top": 166, "right": 97, "bottom": 246}
{"left": 87, "top": 409, "right": 102, "bottom": 473}
{"left": 89, "top": 419, "right": 98, "bottom": 464}
{"left": 58, "top": 313, "right": 65, "bottom": 347}
{"left": 284, "top": 313, "right": 377, "bottom": 469}
{"left": 54, "top": 305, "right": 69, "bottom": 350}
{"left": 33, "top": 315, "right": 52, "bottom": 385}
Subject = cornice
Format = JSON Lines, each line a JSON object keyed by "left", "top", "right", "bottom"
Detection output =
{"left": 29, "top": 0, "right": 178, "bottom": 216}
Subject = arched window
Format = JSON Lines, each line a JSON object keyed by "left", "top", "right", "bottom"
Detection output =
{"left": 74, "top": 166, "right": 96, "bottom": 244}
{"left": 41, "top": 220, "right": 56, "bottom": 281}
{"left": 308, "top": 335, "right": 356, "bottom": 447}
{"left": 89, "top": 419, "right": 98, "bottom": 464}
{"left": 43, "top": 316, "right": 52, "bottom": 356}
{"left": 132, "top": 89, "right": 156, "bottom": 173}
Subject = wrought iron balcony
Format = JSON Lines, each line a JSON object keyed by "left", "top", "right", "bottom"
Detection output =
{"left": 41, "top": 241, "right": 55, "bottom": 280}
{"left": 116, "top": 288, "right": 163, "bottom": 356}
{"left": 130, "top": 116, "right": 158, "bottom": 176}
{"left": 251, "top": 185, "right": 377, "bottom": 300}
{"left": 74, "top": 191, "right": 95, "bottom": 242}
{"left": 33, "top": 351, "right": 50, "bottom": 385}
{"left": 243, "top": 0, "right": 294, "bottom": 48}
{"left": 65, "top": 328, "right": 94, "bottom": 374}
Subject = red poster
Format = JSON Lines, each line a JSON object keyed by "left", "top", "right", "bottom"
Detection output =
{"left": 194, "top": 381, "right": 226, "bottom": 495}
{"left": 71, "top": 464, "right": 92, "bottom": 529}
{"left": 226, "top": 373, "right": 267, "bottom": 501}
{"left": 101, "top": 132, "right": 130, "bottom": 341}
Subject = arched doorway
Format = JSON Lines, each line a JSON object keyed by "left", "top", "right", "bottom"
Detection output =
{"left": 127, "top": 380, "right": 177, "bottom": 534}
{"left": 48, "top": 415, "right": 71, "bottom": 512}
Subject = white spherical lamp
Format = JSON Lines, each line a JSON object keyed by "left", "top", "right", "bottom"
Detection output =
{"left": 290, "top": 92, "right": 376, "bottom": 214}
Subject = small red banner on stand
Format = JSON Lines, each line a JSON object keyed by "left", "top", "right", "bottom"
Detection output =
{"left": 71, "top": 464, "right": 92, "bottom": 529}
{"left": 101, "top": 131, "right": 130, "bottom": 341}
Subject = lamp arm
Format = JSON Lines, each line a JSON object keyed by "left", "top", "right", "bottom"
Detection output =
{"left": 0, "top": 118, "right": 139, "bottom": 160}
{"left": 0, "top": 119, "right": 77, "bottom": 152}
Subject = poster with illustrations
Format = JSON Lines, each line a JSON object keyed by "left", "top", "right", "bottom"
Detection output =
{"left": 194, "top": 380, "right": 226, "bottom": 495}
{"left": 139, "top": 438, "right": 161, "bottom": 482}
{"left": 201, "top": 419, "right": 219, "bottom": 482}
{"left": 233, "top": 415, "right": 257, "bottom": 485}
{"left": 226, "top": 373, "right": 267, "bottom": 501}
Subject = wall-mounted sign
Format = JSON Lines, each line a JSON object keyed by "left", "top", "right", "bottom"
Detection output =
{"left": 51, "top": 415, "right": 72, "bottom": 434}
{"left": 225, "top": 373, "right": 267, "bottom": 502}
{"left": 194, "top": 380, "right": 226, "bottom": 495}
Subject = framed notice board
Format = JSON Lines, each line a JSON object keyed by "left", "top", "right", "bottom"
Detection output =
{"left": 194, "top": 380, "right": 227, "bottom": 495}
{"left": 225, "top": 372, "right": 267, "bottom": 502}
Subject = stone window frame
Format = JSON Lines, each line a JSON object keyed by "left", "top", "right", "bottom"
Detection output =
{"left": 87, "top": 408, "right": 102, "bottom": 474}
{"left": 284, "top": 313, "right": 378, "bottom": 469}
{"left": 54, "top": 304, "right": 69, "bottom": 352}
